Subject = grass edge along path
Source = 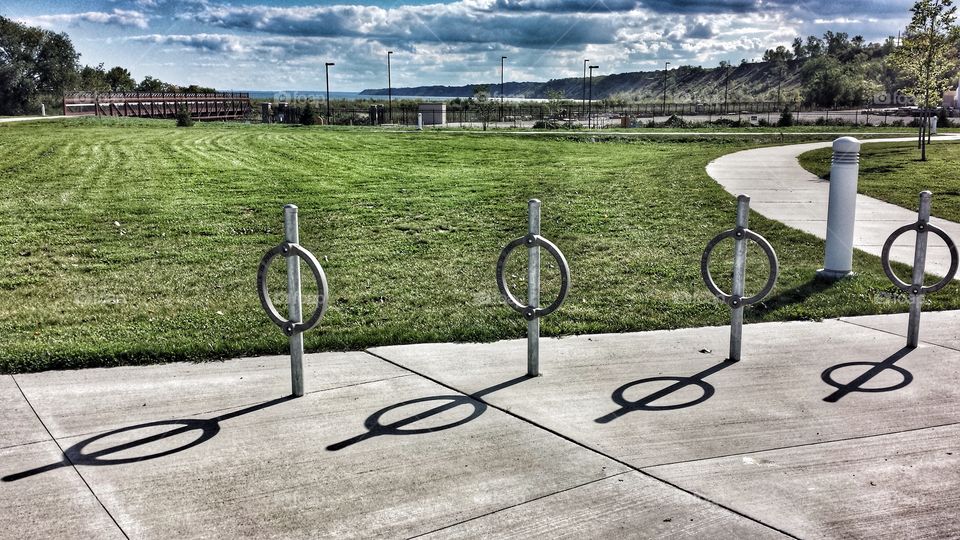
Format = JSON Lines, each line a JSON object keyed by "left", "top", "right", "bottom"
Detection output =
{"left": 798, "top": 140, "right": 960, "bottom": 224}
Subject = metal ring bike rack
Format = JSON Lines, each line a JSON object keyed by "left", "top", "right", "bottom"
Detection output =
{"left": 257, "top": 204, "right": 329, "bottom": 397}
{"left": 496, "top": 234, "right": 570, "bottom": 321}
{"left": 496, "top": 199, "right": 570, "bottom": 376}
{"left": 257, "top": 242, "right": 329, "bottom": 336}
{"left": 700, "top": 194, "right": 779, "bottom": 361}
{"left": 701, "top": 227, "right": 779, "bottom": 308}
{"left": 881, "top": 225, "right": 958, "bottom": 296}
{"left": 879, "top": 191, "right": 958, "bottom": 348}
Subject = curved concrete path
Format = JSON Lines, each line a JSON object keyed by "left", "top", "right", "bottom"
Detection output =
{"left": 707, "top": 135, "right": 960, "bottom": 278}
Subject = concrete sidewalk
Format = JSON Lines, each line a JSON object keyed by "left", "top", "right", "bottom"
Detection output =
{"left": 0, "top": 116, "right": 68, "bottom": 124}
{"left": 706, "top": 135, "right": 960, "bottom": 278}
{"left": 3, "top": 311, "right": 959, "bottom": 538}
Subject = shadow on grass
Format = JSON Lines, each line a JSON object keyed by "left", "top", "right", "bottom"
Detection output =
{"left": 3, "top": 396, "right": 294, "bottom": 482}
{"left": 753, "top": 276, "right": 837, "bottom": 316}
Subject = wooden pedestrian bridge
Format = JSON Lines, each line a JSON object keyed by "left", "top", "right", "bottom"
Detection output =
{"left": 63, "top": 92, "right": 251, "bottom": 121}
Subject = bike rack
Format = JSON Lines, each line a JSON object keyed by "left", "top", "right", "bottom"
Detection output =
{"left": 496, "top": 199, "right": 570, "bottom": 376}
{"left": 880, "top": 191, "right": 958, "bottom": 348}
{"left": 257, "top": 204, "right": 329, "bottom": 396}
{"left": 701, "top": 194, "right": 778, "bottom": 361}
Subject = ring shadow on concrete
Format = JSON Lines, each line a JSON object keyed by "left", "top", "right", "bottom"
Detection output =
{"left": 2, "top": 395, "right": 295, "bottom": 483}
{"left": 327, "top": 375, "right": 531, "bottom": 451}
{"left": 595, "top": 360, "right": 737, "bottom": 423}
{"left": 821, "top": 346, "right": 914, "bottom": 402}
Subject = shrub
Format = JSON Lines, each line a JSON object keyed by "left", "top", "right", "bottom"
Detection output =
{"left": 777, "top": 106, "right": 794, "bottom": 127}
{"left": 175, "top": 104, "right": 194, "bottom": 127}
{"left": 662, "top": 114, "right": 687, "bottom": 128}
{"left": 533, "top": 120, "right": 562, "bottom": 129}
{"left": 300, "top": 103, "right": 316, "bottom": 126}
{"left": 937, "top": 107, "right": 949, "bottom": 128}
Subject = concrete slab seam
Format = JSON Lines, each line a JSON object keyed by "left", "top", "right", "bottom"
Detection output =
{"left": 361, "top": 350, "right": 801, "bottom": 540}
{"left": 406, "top": 471, "right": 633, "bottom": 539}
{"left": 837, "top": 318, "right": 960, "bottom": 354}
{"left": 0, "top": 438, "right": 58, "bottom": 452}
{"left": 639, "top": 420, "right": 960, "bottom": 470}
{"left": 10, "top": 375, "right": 130, "bottom": 540}
{"left": 189, "top": 373, "right": 416, "bottom": 419}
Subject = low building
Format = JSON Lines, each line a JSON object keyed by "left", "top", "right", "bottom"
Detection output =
{"left": 943, "top": 90, "right": 958, "bottom": 109}
{"left": 418, "top": 103, "right": 446, "bottom": 125}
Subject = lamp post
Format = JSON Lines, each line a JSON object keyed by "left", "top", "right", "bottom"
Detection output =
{"left": 325, "top": 62, "right": 335, "bottom": 119}
{"left": 723, "top": 64, "right": 731, "bottom": 115}
{"left": 582, "top": 58, "right": 589, "bottom": 121}
{"left": 777, "top": 64, "right": 783, "bottom": 109}
{"left": 588, "top": 65, "right": 598, "bottom": 128}
{"left": 387, "top": 51, "right": 393, "bottom": 123}
{"left": 662, "top": 61, "right": 670, "bottom": 115}
{"left": 500, "top": 56, "right": 507, "bottom": 122}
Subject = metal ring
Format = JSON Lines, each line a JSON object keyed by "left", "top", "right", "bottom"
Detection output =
{"left": 881, "top": 222, "right": 959, "bottom": 295}
{"left": 701, "top": 228, "right": 779, "bottom": 307}
{"left": 257, "top": 242, "right": 329, "bottom": 336}
{"left": 496, "top": 233, "right": 570, "bottom": 320}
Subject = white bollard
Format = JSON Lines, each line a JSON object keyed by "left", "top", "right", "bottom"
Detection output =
{"left": 817, "top": 136, "right": 861, "bottom": 281}
{"left": 40, "top": 104, "right": 46, "bottom": 117}
{"left": 417, "top": 113, "right": 423, "bottom": 131}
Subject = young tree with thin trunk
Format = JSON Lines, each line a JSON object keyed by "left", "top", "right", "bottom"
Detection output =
{"left": 891, "top": 0, "right": 960, "bottom": 160}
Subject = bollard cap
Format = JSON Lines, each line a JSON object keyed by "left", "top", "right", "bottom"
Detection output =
{"left": 832, "top": 136, "right": 861, "bottom": 154}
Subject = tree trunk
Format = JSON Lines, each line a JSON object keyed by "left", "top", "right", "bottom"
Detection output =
{"left": 921, "top": 110, "right": 928, "bottom": 161}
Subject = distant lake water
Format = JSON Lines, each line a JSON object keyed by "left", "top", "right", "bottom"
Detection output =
{"left": 240, "top": 91, "right": 545, "bottom": 103}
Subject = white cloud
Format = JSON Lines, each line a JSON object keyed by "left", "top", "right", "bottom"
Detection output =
{"left": 128, "top": 33, "right": 245, "bottom": 53}
{"left": 20, "top": 9, "right": 150, "bottom": 30}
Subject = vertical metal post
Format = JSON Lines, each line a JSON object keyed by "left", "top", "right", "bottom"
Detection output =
{"left": 527, "top": 199, "right": 541, "bottom": 376}
{"left": 907, "top": 191, "right": 932, "bottom": 348}
{"left": 284, "top": 204, "right": 305, "bottom": 397}
{"left": 729, "top": 194, "right": 750, "bottom": 362}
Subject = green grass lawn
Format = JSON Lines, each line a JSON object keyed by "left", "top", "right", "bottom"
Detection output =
{"left": 2, "top": 118, "right": 956, "bottom": 373}
{"left": 798, "top": 140, "right": 960, "bottom": 223}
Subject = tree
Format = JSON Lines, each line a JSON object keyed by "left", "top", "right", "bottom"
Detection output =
{"left": 762, "top": 46, "right": 794, "bottom": 63}
{"left": 105, "top": 66, "right": 135, "bottom": 92}
{"left": 805, "top": 36, "right": 825, "bottom": 57}
{"left": 545, "top": 89, "right": 566, "bottom": 118}
{"left": 78, "top": 63, "right": 109, "bottom": 92}
{"left": 891, "top": 0, "right": 960, "bottom": 160}
{"left": 472, "top": 84, "right": 494, "bottom": 131}
{"left": 792, "top": 37, "right": 806, "bottom": 59}
{"left": 0, "top": 16, "right": 78, "bottom": 115}
{"left": 175, "top": 103, "right": 193, "bottom": 127}
{"left": 136, "top": 76, "right": 172, "bottom": 93}
{"left": 299, "top": 102, "right": 316, "bottom": 125}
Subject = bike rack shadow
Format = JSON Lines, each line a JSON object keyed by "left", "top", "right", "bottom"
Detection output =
{"left": 821, "top": 346, "right": 914, "bottom": 403}
{"left": 595, "top": 360, "right": 736, "bottom": 423}
{"left": 326, "top": 375, "right": 531, "bottom": 451}
{"left": 2, "top": 396, "right": 294, "bottom": 482}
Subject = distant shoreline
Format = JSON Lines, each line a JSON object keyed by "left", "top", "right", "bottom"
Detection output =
{"left": 236, "top": 90, "right": 546, "bottom": 103}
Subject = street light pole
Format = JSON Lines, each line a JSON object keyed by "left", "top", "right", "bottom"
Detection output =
{"left": 582, "top": 58, "right": 589, "bottom": 121}
{"left": 501, "top": 56, "right": 507, "bottom": 123}
{"left": 777, "top": 64, "right": 783, "bottom": 109}
{"left": 723, "top": 64, "right": 731, "bottom": 115}
{"left": 662, "top": 61, "right": 670, "bottom": 115}
{"left": 387, "top": 51, "right": 393, "bottom": 123}
{"left": 325, "top": 62, "right": 335, "bottom": 119}
{"left": 588, "top": 65, "right": 598, "bottom": 129}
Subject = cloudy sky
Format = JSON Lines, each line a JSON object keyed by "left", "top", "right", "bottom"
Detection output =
{"left": 3, "top": 0, "right": 914, "bottom": 91}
